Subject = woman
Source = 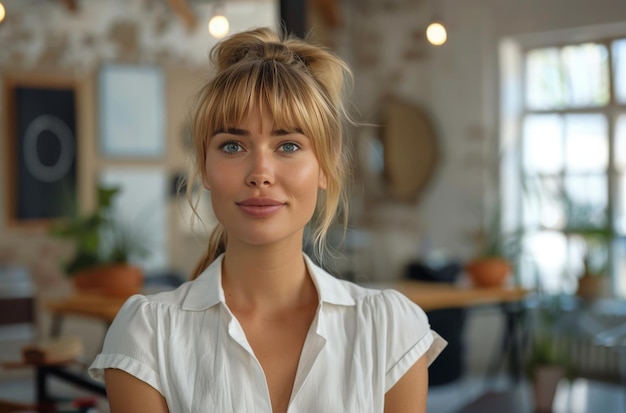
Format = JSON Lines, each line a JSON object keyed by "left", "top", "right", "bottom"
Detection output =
{"left": 89, "top": 27, "right": 446, "bottom": 413}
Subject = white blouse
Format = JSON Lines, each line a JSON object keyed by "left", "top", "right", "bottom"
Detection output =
{"left": 89, "top": 254, "right": 446, "bottom": 412}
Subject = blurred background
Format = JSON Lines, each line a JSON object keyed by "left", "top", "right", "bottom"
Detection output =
{"left": 0, "top": 0, "right": 626, "bottom": 412}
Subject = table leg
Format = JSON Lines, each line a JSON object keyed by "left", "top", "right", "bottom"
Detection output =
{"left": 34, "top": 364, "right": 107, "bottom": 411}
{"left": 485, "top": 301, "right": 528, "bottom": 387}
{"left": 35, "top": 366, "right": 54, "bottom": 413}
{"left": 505, "top": 302, "right": 527, "bottom": 383}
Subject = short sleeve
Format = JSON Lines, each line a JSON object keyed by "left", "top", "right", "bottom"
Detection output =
{"left": 376, "top": 289, "right": 447, "bottom": 392}
{"left": 88, "top": 294, "right": 162, "bottom": 393}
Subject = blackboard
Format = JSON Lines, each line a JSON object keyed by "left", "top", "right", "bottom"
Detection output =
{"left": 3, "top": 78, "right": 78, "bottom": 225}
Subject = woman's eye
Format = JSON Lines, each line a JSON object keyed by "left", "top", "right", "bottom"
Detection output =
{"left": 221, "top": 142, "right": 243, "bottom": 153}
{"left": 279, "top": 142, "right": 300, "bottom": 153}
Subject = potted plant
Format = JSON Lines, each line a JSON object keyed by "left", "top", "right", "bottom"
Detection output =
{"left": 463, "top": 147, "right": 526, "bottom": 287}
{"left": 563, "top": 197, "right": 613, "bottom": 299}
{"left": 465, "top": 209, "right": 522, "bottom": 287}
{"left": 50, "top": 185, "right": 149, "bottom": 297}
{"left": 525, "top": 294, "right": 572, "bottom": 413}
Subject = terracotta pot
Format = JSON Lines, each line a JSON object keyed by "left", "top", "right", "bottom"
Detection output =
{"left": 72, "top": 264, "right": 143, "bottom": 298}
{"left": 533, "top": 365, "right": 566, "bottom": 413}
{"left": 576, "top": 272, "right": 608, "bottom": 299}
{"left": 465, "top": 257, "right": 511, "bottom": 287}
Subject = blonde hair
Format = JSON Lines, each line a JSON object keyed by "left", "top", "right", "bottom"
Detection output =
{"left": 188, "top": 27, "right": 353, "bottom": 279}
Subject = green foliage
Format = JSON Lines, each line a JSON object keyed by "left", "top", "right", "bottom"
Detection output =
{"left": 563, "top": 197, "right": 614, "bottom": 277}
{"left": 526, "top": 294, "right": 574, "bottom": 378}
{"left": 50, "top": 185, "right": 149, "bottom": 276}
{"left": 472, "top": 208, "right": 523, "bottom": 262}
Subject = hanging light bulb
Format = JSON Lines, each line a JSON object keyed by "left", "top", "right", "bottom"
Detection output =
{"left": 208, "top": 14, "right": 229, "bottom": 38}
{"left": 0, "top": 2, "right": 6, "bottom": 24}
{"left": 426, "top": 21, "right": 447, "bottom": 46}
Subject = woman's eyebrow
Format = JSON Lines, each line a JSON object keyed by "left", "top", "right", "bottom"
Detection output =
{"left": 273, "top": 128, "right": 305, "bottom": 136}
{"left": 213, "top": 127, "right": 249, "bottom": 136}
{"left": 212, "top": 127, "right": 306, "bottom": 137}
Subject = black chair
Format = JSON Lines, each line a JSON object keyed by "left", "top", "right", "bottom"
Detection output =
{"left": 405, "top": 261, "right": 466, "bottom": 386}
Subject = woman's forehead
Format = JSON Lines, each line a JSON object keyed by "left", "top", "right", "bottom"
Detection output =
{"left": 218, "top": 102, "right": 305, "bottom": 131}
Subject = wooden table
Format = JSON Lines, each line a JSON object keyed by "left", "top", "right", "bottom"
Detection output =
{"left": 374, "top": 280, "right": 528, "bottom": 311}
{"left": 46, "top": 294, "right": 128, "bottom": 336}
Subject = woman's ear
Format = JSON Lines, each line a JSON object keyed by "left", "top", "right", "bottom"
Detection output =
{"left": 318, "top": 169, "right": 327, "bottom": 190}
{"left": 202, "top": 171, "right": 210, "bottom": 191}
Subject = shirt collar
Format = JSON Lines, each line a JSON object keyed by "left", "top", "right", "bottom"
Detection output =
{"left": 181, "top": 253, "right": 356, "bottom": 311}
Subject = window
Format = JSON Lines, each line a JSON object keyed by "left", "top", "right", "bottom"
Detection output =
{"left": 503, "top": 36, "right": 626, "bottom": 297}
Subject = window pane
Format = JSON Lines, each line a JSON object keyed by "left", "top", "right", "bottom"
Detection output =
{"left": 615, "top": 237, "right": 626, "bottom": 297}
{"left": 614, "top": 173, "right": 626, "bottom": 234}
{"left": 525, "top": 48, "right": 564, "bottom": 109}
{"left": 564, "top": 174, "right": 608, "bottom": 228}
{"left": 562, "top": 43, "right": 609, "bottom": 107}
{"left": 613, "top": 39, "right": 626, "bottom": 104}
{"left": 100, "top": 168, "right": 168, "bottom": 272}
{"left": 523, "top": 231, "right": 567, "bottom": 293}
{"left": 615, "top": 114, "right": 626, "bottom": 169}
{"left": 523, "top": 114, "right": 563, "bottom": 173}
{"left": 567, "top": 235, "right": 586, "bottom": 282}
{"left": 524, "top": 176, "right": 565, "bottom": 229}
{"left": 564, "top": 114, "right": 608, "bottom": 172}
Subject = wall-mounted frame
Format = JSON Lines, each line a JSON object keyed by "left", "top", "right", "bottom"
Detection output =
{"left": 2, "top": 71, "right": 91, "bottom": 228}
{"left": 99, "top": 64, "right": 166, "bottom": 158}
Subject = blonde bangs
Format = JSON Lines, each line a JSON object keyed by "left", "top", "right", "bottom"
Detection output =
{"left": 200, "top": 61, "right": 336, "bottom": 149}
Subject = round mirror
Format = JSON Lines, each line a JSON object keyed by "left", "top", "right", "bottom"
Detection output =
{"left": 359, "top": 97, "right": 440, "bottom": 203}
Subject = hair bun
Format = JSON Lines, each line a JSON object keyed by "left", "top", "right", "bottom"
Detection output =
{"left": 211, "top": 28, "right": 301, "bottom": 71}
{"left": 210, "top": 28, "right": 350, "bottom": 107}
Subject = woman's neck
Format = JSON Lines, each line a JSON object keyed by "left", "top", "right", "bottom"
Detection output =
{"left": 221, "top": 241, "right": 317, "bottom": 314}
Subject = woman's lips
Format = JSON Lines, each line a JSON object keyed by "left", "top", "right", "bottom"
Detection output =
{"left": 237, "top": 198, "right": 285, "bottom": 217}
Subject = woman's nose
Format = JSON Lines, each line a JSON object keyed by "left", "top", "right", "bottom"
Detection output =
{"left": 246, "top": 152, "right": 274, "bottom": 187}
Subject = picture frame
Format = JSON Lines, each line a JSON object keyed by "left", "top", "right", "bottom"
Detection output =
{"left": 1, "top": 72, "right": 87, "bottom": 228}
{"left": 98, "top": 64, "right": 166, "bottom": 158}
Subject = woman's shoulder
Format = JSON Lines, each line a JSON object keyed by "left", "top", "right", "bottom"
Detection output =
{"left": 325, "top": 276, "right": 428, "bottom": 321}
{"left": 307, "top": 258, "right": 426, "bottom": 317}
{"left": 117, "top": 280, "right": 199, "bottom": 316}
{"left": 357, "top": 285, "right": 427, "bottom": 318}
{"left": 331, "top": 279, "right": 429, "bottom": 328}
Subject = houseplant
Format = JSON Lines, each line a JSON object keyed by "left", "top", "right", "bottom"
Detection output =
{"left": 525, "top": 294, "right": 572, "bottom": 412}
{"left": 563, "top": 197, "right": 613, "bottom": 299}
{"left": 465, "top": 209, "right": 523, "bottom": 287}
{"left": 50, "top": 185, "right": 149, "bottom": 297}
{"left": 463, "top": 145, "right": 526, "bottom": 287}
{"left": 570, "top": 227, "right": 612, "bottom": 298}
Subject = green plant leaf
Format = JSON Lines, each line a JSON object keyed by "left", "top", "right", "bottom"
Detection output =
{"left": 49, "top": 183, "right": 151, "bottom": 275}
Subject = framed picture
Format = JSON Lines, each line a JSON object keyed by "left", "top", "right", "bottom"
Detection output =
{"left": 99, "top": 64, "right": 166, "bottom": 158}
{"left": 1, "top": 72, "right": 84, "bottom": 227}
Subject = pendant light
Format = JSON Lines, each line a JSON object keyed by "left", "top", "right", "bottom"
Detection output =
{"left": 426, "top": 20, "right": 447, "bottom": 46}
{"left": 208, "top": 1, "right": 229, "bottom": 38}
